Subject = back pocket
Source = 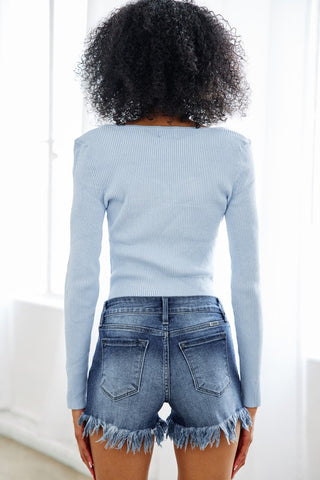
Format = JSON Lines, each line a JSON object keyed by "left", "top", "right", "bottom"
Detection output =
{"left": 179, "top": 332, "right": 230, "bottom": 396}
{"left": 100, "top": 337, "right": 149, "bottom": 401}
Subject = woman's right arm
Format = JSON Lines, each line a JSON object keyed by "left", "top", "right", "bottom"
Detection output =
{"left": 224, "top": 136, "right": 263, "bottom": 409}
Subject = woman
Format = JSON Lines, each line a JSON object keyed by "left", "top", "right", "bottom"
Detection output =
{"left": 64, "top": 1, "right": 263, "bottom": 479}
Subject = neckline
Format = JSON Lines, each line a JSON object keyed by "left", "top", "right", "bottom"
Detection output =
{"left": 111, "top": 124, "right": 209, "bottom": 129}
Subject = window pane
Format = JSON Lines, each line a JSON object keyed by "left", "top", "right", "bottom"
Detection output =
{"left": 0, "top": 0, "right": 49, "bottom": 297}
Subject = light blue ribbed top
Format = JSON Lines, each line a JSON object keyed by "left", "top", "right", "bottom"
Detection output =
{"left": 64, "top": 124, "right": 263, "bottom": 410}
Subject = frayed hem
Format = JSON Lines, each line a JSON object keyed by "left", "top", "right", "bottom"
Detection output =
{"left": 78, "top": 412, "right": 168, "bottom": 454}
{"left": 165, "top": 406, "right": 253, "bottom": 451}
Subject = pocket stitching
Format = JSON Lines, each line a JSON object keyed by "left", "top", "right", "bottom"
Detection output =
{"left": 100, "top": 337, "right": 149, "bottom": 401}
{"left": 178, "top": 333, "right": 231, "bottom": 396}
{"left": 179, "top": 331, "right": 226, "bottom": 348}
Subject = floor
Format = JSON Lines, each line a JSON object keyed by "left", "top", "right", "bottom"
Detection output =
{"left": 0, "top": 435, "right": 88, "bottom": 480}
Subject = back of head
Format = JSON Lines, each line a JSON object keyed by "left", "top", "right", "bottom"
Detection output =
{"left": 74, "top": 0, "right": 251, "bottom": 128}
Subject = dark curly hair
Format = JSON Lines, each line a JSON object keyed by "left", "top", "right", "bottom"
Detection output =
{"left": 74, "top": 0, "right": 251, "bottom": 128}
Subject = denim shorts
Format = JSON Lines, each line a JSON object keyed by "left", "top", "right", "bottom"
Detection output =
{"left": 78, "top": 295, "right": 253, "bottom": 454}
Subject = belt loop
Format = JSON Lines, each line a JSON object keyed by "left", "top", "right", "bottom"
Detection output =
{"left": 99, "top": 300, "right": 107, "bottom": 326}
{"left": 162, "top": 297, "right": 168, "bottom": 324}
{"left": 217, "top": 297, "right": 226, "bottom": 320}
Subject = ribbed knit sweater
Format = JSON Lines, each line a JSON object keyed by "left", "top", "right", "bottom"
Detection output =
{"left": 64, "top": 124, "right": 263, "bottom": 410}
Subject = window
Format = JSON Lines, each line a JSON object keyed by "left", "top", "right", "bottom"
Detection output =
{"left": 0, "top": 0, "right": 87, "bottom": 301}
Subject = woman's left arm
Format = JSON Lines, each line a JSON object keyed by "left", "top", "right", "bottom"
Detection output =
{"left": 64, "top": 138, "right": 106, "bottom": 410}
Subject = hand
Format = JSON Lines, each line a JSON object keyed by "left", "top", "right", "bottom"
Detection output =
{"left": 231, "top": 406, "right": 257, "bottom": 478}
{"left": 72, "top": 409, "right": 96, "bottom": 480}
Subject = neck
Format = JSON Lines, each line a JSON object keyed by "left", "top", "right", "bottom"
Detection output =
{"left": 124, "top": 114, "right": 206, "bottom": 127}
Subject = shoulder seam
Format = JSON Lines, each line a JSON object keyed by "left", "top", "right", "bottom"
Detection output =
{"left": 228, "top": 136, "right": 254, "bottom": 200}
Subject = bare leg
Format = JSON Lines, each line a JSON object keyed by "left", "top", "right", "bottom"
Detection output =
{"left": 174, "top": 418, "right": 241, "bottom": 480}
{"left": 88, "top": 427, "right": 155, "bottom": 480}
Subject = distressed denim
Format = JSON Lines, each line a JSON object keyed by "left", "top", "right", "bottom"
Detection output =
{"left": 78, "top": 295, "right": 252, "bottom": 454}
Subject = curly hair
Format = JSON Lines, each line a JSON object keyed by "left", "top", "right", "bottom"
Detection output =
{"left": 74, "top": 0, "right": 251, "bottom": 128}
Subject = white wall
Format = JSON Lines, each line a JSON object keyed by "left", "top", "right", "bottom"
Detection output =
{"left": 0, "top": 299, "right": 90, "bottom": 475}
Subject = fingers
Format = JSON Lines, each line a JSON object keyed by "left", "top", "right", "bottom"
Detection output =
{"left": 75, "top": 429, "right": 96, "bottom": 479}
{"left": 72, "top": 409, "right": 96, "bottom": 480}
{"left": 80, "top": 436, "right": 96, "bottom": 479}
{"left": 231, "top": 425, "right": 254, "bottom": 478}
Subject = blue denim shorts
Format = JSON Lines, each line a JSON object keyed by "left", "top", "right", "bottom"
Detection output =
{"left": 78, "top": 295, "right": 252, "bottom": 454}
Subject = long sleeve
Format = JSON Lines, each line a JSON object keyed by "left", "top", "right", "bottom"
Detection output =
{"left": 224, "top": 137, "right": 263, "bottom": 407}
{"left": 64, "top": 138, "right": 106, "bottom": 410}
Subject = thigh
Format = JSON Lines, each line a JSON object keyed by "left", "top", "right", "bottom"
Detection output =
{"left": 79, "top": 297, "right": 168, "bottom": 480}
{"left": 166, "top": 300, "right": 253, "bottom": 476}
{"left": 167, "top": 306, "right": 251, "bottom": 444}
{"left": 174, "top": 418, "right": 241, "bottom": 480}
{"left": 89, "top": 427, "right": 155, "bottom": 480}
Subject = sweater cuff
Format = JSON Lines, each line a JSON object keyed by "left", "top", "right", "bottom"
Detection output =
{"left": 66, "top": 373, "right": 87, "bottom": 410}
{"left": 241, "top": 380, "right": 261, "bottom": 408}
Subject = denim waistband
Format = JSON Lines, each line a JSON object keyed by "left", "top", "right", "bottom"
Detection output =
{"left": 102, "top": 295, "right": 227, "bottom": 318}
